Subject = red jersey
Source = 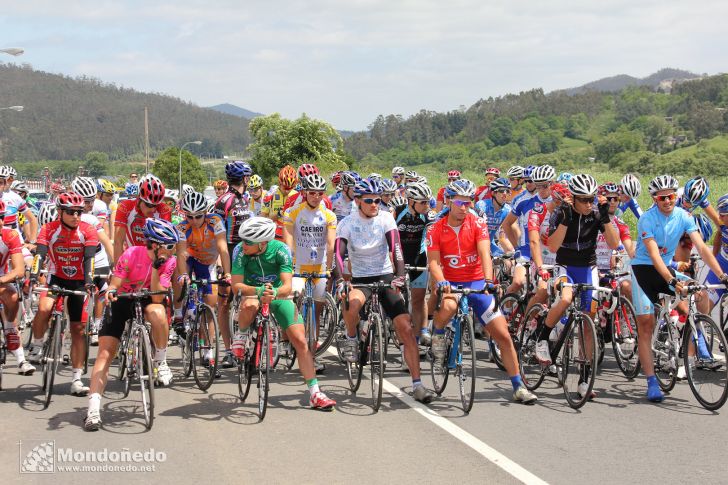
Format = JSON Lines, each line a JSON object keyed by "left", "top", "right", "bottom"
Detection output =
{"left": 0, "top": 228, "right": 22, "bottom": 274}
{"left": 475, "top": 186, "right": 492, "bottom": 202}
{"left": 115, "top": 198, "right": 172, "bottom": 249}
{"left": 37, "top": 220, "right": 99, "bottom": 280}
{"left": 436, "top": 187, "right": 446, "bottom": 203}
{"left": 282, "top": 192, "right": 332, "bottom": 212}
{"left": 426, "top": 213, "right": 489, "bottom": 282}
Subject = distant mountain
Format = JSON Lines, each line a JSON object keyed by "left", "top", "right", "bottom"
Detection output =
{"left": 560, "top": 68, "right": 701, "bottom": 95}
{"left": 208, "top": 103, "right": 264, "bottom": 119}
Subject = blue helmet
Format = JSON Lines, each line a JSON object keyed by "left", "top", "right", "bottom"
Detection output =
{"left": 489, "top": 177, "right": 510, "bottom": 191}
{"left": 693, "top": 213, "right": 713, "bottom": 242}
{"left": 354, "top": 177, "right": 382, "bottom": 196}
{"left": 340, "top": 171, "right": 361, "bottom": 187}
{"left": 523, "top": 165, "right": 536, "bottom": 180}
{"left": 125, "top": 183, "right": 139, "bottom": 197}
{"left": 684, "top": 176, "right": 709, "bottom": 206}
{"left": 445, "top": 179, "right": 476, "bottom": 198}
{"left": 717, "top": 194, "right": 728, "bottom": 214}
{"left": 557, "top": 172, "right": 573, "bottom": 183}
{"left": 142, "top": 218, "right": 179, "bottom": 244}
{"left": 225, "top": 160, "right": 253, "bottom": 180}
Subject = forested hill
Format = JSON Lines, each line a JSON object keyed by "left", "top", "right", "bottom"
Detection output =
{"left": 561, "top": 68, "right": 700, "bottom": 95}
{"left": 345, "top": 70, "right": 728, "bottom": 176}
{"left": 0, "top": 63, "right": 250, "bottom": 162}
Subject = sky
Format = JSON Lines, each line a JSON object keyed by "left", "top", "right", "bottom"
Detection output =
{"left": 1, "top": 0, "right": 726, "bottom": 131}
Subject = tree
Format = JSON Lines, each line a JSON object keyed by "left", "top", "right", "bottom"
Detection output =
{"left": 248, "top": 113, "right": 346, "bottom": 182}
{"left": 487, "top": 117, "right": 514, "bottom": 146}
{"left": 152, "top": 147, "right": 207, "bottom": 192}
{"left": 84, "top": 151, "right": 109, "bottom": 177}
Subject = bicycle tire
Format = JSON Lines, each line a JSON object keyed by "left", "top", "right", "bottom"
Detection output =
{"left": 269, "top": 323, "right": 281, "bottom": 369}
{"left": 684, "top": 314, "right": 728, "bottom": 411}
{"left": 116, "top": 327, "right": 128, "bottom": 381}
{"left": 304, "top": 299, "right": 317, "bottom": 355}
{"left": 314, "top": 293, "right": 338, "bottom": 357}
{"left": 257, "top": 317, "right": 270, "bottom": 420}
{"left": 138, "top": 326, "right": 155, "bottom": 429}
{"left": 192, "top": 305, "right": 219, "bottom": 391}
{"left": 459, "top": 313, "right": 477, "bottom": 413}
{"left": 518, "top": 304, "right": 547, "bottom": 391}
{"left": 369, "top": 312, "right": 384, "bottom": 412}
{"left": 0, "top": 334, "right": 5, "bottom": 390}
{"left": 181, "top": 323, "right": 194, "bottom": 379}
{"left": 596, "top": 324, "right": 606, "bottom": 367}
{"left": 42, "top": 316, "right": 62, "bottom": 409}
{"left": 610, "top": 297, "right": 640, "bottom": 379}
{"left": 429, "top": 328, "right": 451, "bottom": 396}
{"left": 562, "top": 313, "right": 598, "bottom": 410}
{"left": 653, "top": 307, "right": 678, "bottom": 392}
{"left": 83, "top": 318, "right": 91, "bottom": 375}
{"left": 237, "top": 352, "right": 251, "bottom": 402}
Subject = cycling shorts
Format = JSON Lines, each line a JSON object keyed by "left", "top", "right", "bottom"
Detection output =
{"left": 631, "top": 265, "right": 688, "bottom": 316}
{"left": 553, "top": 265, "right": 598, "bottom": 312}
{"left": 702, "top": 253, "right": 728, "bottom": 304}
{"left": 99, "top": 296, "right": 153, "bottom": 340}
{"left": 411, "top": 270, "right": 429, "bottom": 289}
{"left": 269, "top": 299, "right": 302, "bottom": 332}
{"left": 449, "top": 280, "right": 502, "bottom": 327}
{"left": 93, "top": 266, "right": 110, "bottom": 294}
{"left": 351, "top": 274, "right": 407, "bottom": 320}
{"left": 292, "top": 267, "right": 327, "bottom": 302}
{"left": 187, "top": 257, "right": 215, "bottom": 295}
{"left": 47, "top": 276, "right": 86, "bottom": 322}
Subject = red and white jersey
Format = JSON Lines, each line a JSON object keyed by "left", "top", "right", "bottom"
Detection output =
{"left": 596, "top": 216, "right": 631, "bottom": 271}
{"left": 37, "top": 220, "right": 99, "bottom": 280}
{"left": 2, "top": 190, "right": 29, "bottom": 229}
{"left": 0, "top": 228, "right": 22, "bottom": 275}
{"left": 114, "top": 198, "right": 172, "bottom": 249}
{"left": 426, "top": 213, "right": 489, "bottom": 282}
{"left": 527, "top": 204, "right": 557, "bottom": 266}
{"left": 81, "top": 213, "right": 110, "bottom": 268}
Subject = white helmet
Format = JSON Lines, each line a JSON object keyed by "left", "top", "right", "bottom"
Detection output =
{"left": 406, "top": 182, "right": 433, "bottom": 201}
{"left": 38, "top": 203, "right": 58, "bottom": 226}
{"left": 405, "top": 170, "right": 418, "bottom": 179}
{"left": 392, "top": 166, "right": 405, "bottom": 176}
{"left": 446, "top": 179, "right": 476, "bottom": 198}
{"left": 620, "top": 174, "right": 642, "bottom": 198}
{"left": 182, "top": 184, "right": 195, "bottom": 196}
{"left": 71, "top": 177, "right": 98, "bottom": 199}
{"left": 368, "top": 173, "right": 382, "bottom": 182}
{"left": 568, "top": 174, "right": 598, "bottom": 196}
{"left": 506, "top": 166, "right": 524, "bottom": 178}
{"left": 10, "top": 180, "right": 28, "bottom": 193}
{"left": 164, "top": 189, "right": 179, "bottom": 200}
{"left": 648, "top": 175, "right": 679, "bottom": 196}
{"left": 238, "top": 216, "right": 276, "bottom": 243}
{"left": 0, "top": 166, "right": 11, "bottom": 178}
{"left": 7, "top": 166, "right": 16, "bottom": 178}
{"left": 531, "top": 165, "right": 555, "bottom": 183}
{"left": 181, "top": 191, "right": 208, "bottom": 214}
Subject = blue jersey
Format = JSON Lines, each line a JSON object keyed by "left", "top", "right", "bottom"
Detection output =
{"left": 475, "top": 198, "right": 511, "bottom": 256}
{"left": 632, "top": 206, "right": 697, "bottom": 266}
{"left": 510, "top": 195, "right": 548, "bottom": 258}
{"left": 618, "top": 198, "right": 643, "bottom": 219}
{"left": 511, "top": 189, "right": 535, "bottom": 208}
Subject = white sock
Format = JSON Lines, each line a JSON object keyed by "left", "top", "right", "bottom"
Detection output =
{"left": 3, "top": 321, "right": 13, "bottom": 330}
{"left": 154, "top": 348, "right": 167, "bottom": 363}
{"left": 88, "top": 393, "right": 101, "bottom": 413}
{"left": 72, "top": 368, "right": 83, "bottom": 381}
{"left": 13, "top": 347, "right": 25, "bottom": 362}
{"left": 308, "top": 383, "right": 320, "bottom": 396}
{"left": 32, "top": 337, "right": 44, "bottom": 347}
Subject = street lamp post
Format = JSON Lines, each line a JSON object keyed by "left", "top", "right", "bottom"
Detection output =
{"left": 0, "top": 48, "right": 24, "bottom": 56}
{"left": 179, "top": 141, "right": 202, "bottom": 193}
{"left": 0, "top": 106, "right": 23, "bottom": 112}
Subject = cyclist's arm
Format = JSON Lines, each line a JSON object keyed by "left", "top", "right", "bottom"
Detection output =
{"left": 22, "top": 208, "right": 38, "bottom": 243}
{"left": 385, "top": 228, "right": 405, "bottom": 277}
{"left": 499, "top": 229, "right": 514, "bottom": 252}
{"left": 175, "top": 239, "right": 189, "bottom": 270}
{"left": 1, "top": 252, "right": 25, "bottom": 284}
{"left": 643, "top": 238, "right": 673, "bottom": 283}
{"left": 502, "top": 212, "right": 519, "bottom": 248}
{"left": 602, "top": 219, "right": 620, "bottom": 250}
{"left": 333, "top": 237, "right": 348, "bottom": 280}
{"left": 713, "top": 227, "right": 722, "bottom": 257}
{"left": 282, "top": 223, "right": 294, "bottom": 258}
{"left": 83, "top": 245, "right": 96, "bottom": 285}
{"left": 688, "top": 230, "right": 726, "bottom": 279}
{"left": 275, "top": 272, "right": 293, "bottom": 299}
{"left": 113, "top": 226, "right": 125, "bottom": 262}
{"left": 622, "top": 237, "right": 635, "bottom": 259}
{"left": 476, "top": 238, "right": 493, "bottom": 281}
{"left": 704, "top": 204, "right": 722, "bottom": 229}
{"left": 628, "top": 199, "right": 643, "bottom": 219}
{"left": 215, "top": 233, "right": 231, "bottom": 275}
{"left": 427, "top": 249, "right": 446, "bottom": 284}
{"left": 326, "top": 224, "right": 336, "bottom": 272}
{"left": 30, "top": 244, "right": 48, "bottom": 280}
{"left": 529, "top": 228, "right": 544, "bottom": 269}
{"left": 546, "top": 223, "right": 567, "bottom": 253}
{"left": 97, "top": 227, "right": 114, "bottom": 266}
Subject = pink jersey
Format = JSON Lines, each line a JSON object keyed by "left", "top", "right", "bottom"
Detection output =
{"left": 113, "top": 246, "right": 176, "bottom": 293}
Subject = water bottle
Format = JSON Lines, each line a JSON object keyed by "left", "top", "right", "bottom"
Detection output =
{"left": 549, "top": 320, "right": 566, "bottom": 342}
{"left": 599, "top": 300, "right": 610, "bottom": 328}
{"left": 232, "top": 332, "right": 245, "bottom": 359}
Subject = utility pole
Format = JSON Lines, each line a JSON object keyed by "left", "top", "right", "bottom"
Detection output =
{"left": 144, "top": 106, "right": 150, "bottom": 173}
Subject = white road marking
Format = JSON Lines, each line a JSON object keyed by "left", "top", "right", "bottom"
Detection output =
{"left": 326, "top": 348, "right": 548, "bottom": 485}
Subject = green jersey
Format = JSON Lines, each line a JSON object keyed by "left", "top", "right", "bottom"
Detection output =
{"left": 232, "top": 239, "right": 293, "bottom": 288}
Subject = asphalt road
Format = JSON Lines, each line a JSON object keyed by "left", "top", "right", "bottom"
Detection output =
{"left": 1, "top": 333, "right": 727, "bottom": 485}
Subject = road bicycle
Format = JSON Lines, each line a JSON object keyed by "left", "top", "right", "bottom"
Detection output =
{"left": 178, "top": 279, "right": 220, "bottom": 391}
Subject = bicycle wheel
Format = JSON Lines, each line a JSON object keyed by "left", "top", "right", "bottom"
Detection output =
{"left": 369, "top": 312, "right": 384, "bottom": 412}
{"left": 610, "top": 297, "right": 640, "bottom": 379}
{"left": 237, "top": 352, "right": 252, "bottom": 402}
{"left": 595, "top": 324, "right": 606, "bottom": 367}
{"left": 83, "top": 318, "right": 91, "bottom": 375}
{"left": 122, "top": 333, "right": 134, "bottom": 398}
{"left": 562, "top": 313, "right": 598, "bottom": 409}
{"left": 458, "top": 313, "right": 477, "bottom": 413}
{"left": 304, "top": 300, "right": 317, "bottom": 355}
{"left": 684, "top": 315, "right": 728, "bottom": 410}
{"left": 269, "top": 322, "right": 281, "bottom": 369}
{"left": 518, "top": 304, "right": 547, "bottom": 391}
{"left": 314, "top": 293, "right": 338, "bottom": 357}
{"left": 653, "top": 307, "right": 678, "bottom": 392}
{"left": 42, "top": 316, "right": 62, "bottom": 409}
{"left": 256, "top": 318, "right": 270, "bottom": 420}
{"left": 181, "top": 324, "right": 194, "bottom": 379}
{"left": 429, "top": 328, "right": 451, "bottom": 395}
{"left": 192, "top": 305, "right": 219, "bottom": 391}
{"left": 0, "top": 336, "right": 5, "bottom": 390}
{"left": 116, "top": 325, "right": 128, "bottom": 381}
{"left": 137, "top": 327, "right": 155, "bottom": 429}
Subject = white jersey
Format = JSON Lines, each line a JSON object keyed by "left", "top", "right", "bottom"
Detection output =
{"left": 331, "top": 192, "right": 355, "bottom": 222}
{"left": 337, "top": 209, "right": 397, "bottom": 278}
{"left": 2, "top": 190, "right": 28, "bottom": 230}
{"left": 81, "top": 213, "right": 110, "bottom": 268}
{"left": 92, "top": 199, "right": 109, "bottom": 222}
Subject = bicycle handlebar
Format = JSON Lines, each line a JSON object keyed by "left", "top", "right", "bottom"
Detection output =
{"left": 32, "top": 285, "right": 88, "bottom": 297}
{"left": 116, "top": 289, "right": 171, "bottom": 300}
{"left": 404, "top": 265, "right": 428, "bottom": 272}
{"left": 435, "top": 285, "right": 494, "bottom": 311}
{"left": 293, "top": 272, "right": 329, "bottom": 279}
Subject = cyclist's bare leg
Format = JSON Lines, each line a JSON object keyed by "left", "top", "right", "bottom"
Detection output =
{"left": 342, "top": 289, "right": 366, "bottom": 337}
{"left": 30, "top": 295, "right": 55, "bottom": 339}
{"left": 636, "top": 314, "right": 656, "bottom": 376}
{"left": 146, "top": 304, "right": 169, "bottom": 352}
{"left": 237, "top": 298, "right": 259, "bottom": 331}
{"left": 219, "top": 289, "right": 232, "bottom": 349}
{"left": 393, "top": 314, "right": 421, "bottom": 379}
{"left": 432, "top": 294, "right": 458, "bottom": 328}
{"left": 487, "top": 316, "right": 519, "bottom": 376}
{"left": 0, "top": 286, "right": 19, "bottom": 322}
{"left": 287, "top": 324, "right": 315, "bottom": 380}
{"left": 411, "top": 288, "right": 426, "bottom": 332}
{"left": 506, "top": 265, "right": 526, "bottom": 295}
{"left": 88, "top": 336, "right": 120, "bottom": 395}
{"left": 544, "top": 285, "right": 572, "bottom": 328}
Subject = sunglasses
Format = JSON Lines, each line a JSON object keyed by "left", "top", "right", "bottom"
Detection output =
{"left": 361, "top": 197, "right": 381, "bottom": 205}
{"left": 141, "top": 200, "right": 157, "bottom": 209}
{"left": 654, "top": 193, "right": 677, "bottom": 202}
{"left": 242, "top": 239, "right": 260, "bottom": 246}
{"left": 186, "top": 214, "right": 204, "bottom": 220}
{"left": 574, "top": 197, "right": 594, "bottom": 204}
{"left": 307, "top": 191, "right": 324, "bottom": 196}
{"left": 448, "top": 177, "right": 459, "bottom": 181}
{"left": 156, "top": 243, "right": 175, "bottom": 250}
{"left": 509, "top": 177, "right": 520, "bottom": 182}
{"left": 493, "top": 189, "right": 511, "bottom": 195}
{"left": 452, "top": 199, "right": 473, "bottom": 208}
{"left": 84, "top": 198, "right": 95, "bottom": 204}
{"left": 524, "top": 179, "right": 534, "bottom": 183}
{"left": 414, "top": 199, "right": 429, "bottom": 205}
{"left": 535, "top": 183, "right": 551, "bottom": 189}
{"left": 63, "top": 209, "right": 83, "bottom": 216}
{"left": 606, "top": 196, "right": 619, "bottom": 202}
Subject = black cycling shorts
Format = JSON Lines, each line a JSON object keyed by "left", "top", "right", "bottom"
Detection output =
{"left": 632, "top": 264, "right": 676, "bottom": 304}
{"left": 98, "top": 296, "right": 152, "bottom": 340}
{"left": 351, "top": 274, "right": 407, "bottom": 320}
{"left": 47, "top": 276, "right": 86, "bottom": 322}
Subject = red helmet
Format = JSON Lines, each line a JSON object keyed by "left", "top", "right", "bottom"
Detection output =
{"left": 139, "top": 174, "right": 165, "bottom": 205}
{"left": 56, "top": 191, "right": 85, "bottom": 209}
{"left": 0, "top": 199, "right": 6, "bottom": 216}
{"left": 278, "top": 165, "right": 298, "bottom": 190}
{"left": 447, "top": 170, "right": 461, "bottom": 179}
{"left": 551, "top": 183, "right": 571, "bottom": 201}
{"left": 50, "top": 182, "right": 64, "bottom": 193}
{"left": 598, "top": 182, "right": 622, "bottom": 197}
{"left": 486, "top": 167, "right": 501, "bottom": 176}
{"left": 297, "top": 163, "right": 319, "bottom": 179}
{"left": 331, "top": 171, "right": 342, "bottom": 186}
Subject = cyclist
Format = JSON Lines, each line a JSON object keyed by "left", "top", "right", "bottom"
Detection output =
{"left": 475, "top": 167, "right": 501, "bottom": 202}
{"left": 114, "top": 174, "right": 171, "bottom": 259}
{"left": 511, "top": 165, "right": 537, "bottom": 207}
{"left": 475, "top": 177, "right": 515, "bottom": 258}
{"left": 392, "top": 166, "right": 406, "bottom": 195}
{"left": 427, "top": 179, "right": 537, "bottom": 404}
{"left": 404, "top": 170, "right": 419, "bottom": 185}
{"left": 631, "top": 176, "right": 728, "bottom": 402}
{"left": 281, "top": 164, "right": 333, "bottom": 212}
{"left": 556, "top": 172, "right": 573, "bottom": 184}
{"left": 232, "top": 217, "right": 336, "bottom": 410}
{"left": 394, "top": 181, "right": 435, "bottom": 347}
{"left": 595, "top": 182, "right": 635, "bottom": 297}
{"left": 84, "top": 218, "right": 179, "bottom": 430}
{"left": 9, "top": 181, "right": 36, "bottom": 243}
{"left": 96, "top": 179, "right": 117, "bottom": 233}
{"left": 673, "top": 176, "right": 721, "bottom": 264}
{"left": 262, "top": 165, "right": 298, "bottom": 241}
{"left": 173, "top": 191, "right": 230, "bottom": 343}
{"left": 699, "top": 195, "right": 728, "bottom": 315}
{"left": 336, "top": 178, "right": 435, "bottom": 404}
{"left": 436, "top": 170, "right": 461, "bottom": 212}
{"left": 618, "top": 173, "right": 643, "bottom": 220}
{"left": 213, "top": 179, "right": 228, "bottom": 199}
{"left": 1, "top": 166, "right": 38, "bottom": 246}
{"left": 247, "top": 175, "right": 265, "bottom": 216}
{"left": 506, "top": 166, "right": 524, "bottom": 203}
{"left": 213, "top": 160, "right": 254, "bottom": 368}
{"left": 380, "top": 179, "right": 398, "bottom": 212}
{"left": 0, "top": 199, "right": 35, "bottom": 376}
{"left": 28, "top": 192, "right": 98, "bottom": 396}
{"left": 330, "top": 171, "right": 358, "bottom": 222}
{"left": 125, "top": 172, "right": 139, "bottom": 193}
